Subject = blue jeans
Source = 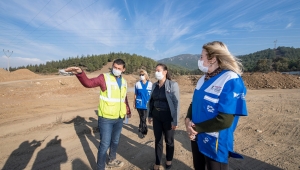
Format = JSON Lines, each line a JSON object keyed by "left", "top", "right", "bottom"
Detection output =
{"left": 97, "top": 117, "right": 123, "bottom": 170}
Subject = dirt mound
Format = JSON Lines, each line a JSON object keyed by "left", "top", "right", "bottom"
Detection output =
{"left": 122, "top": 75, "right": 137, "bottom": 87}
{"left": 176, "top": 72, "right": 300, "bottom": 90}
{"left": 242, "top": 72, "right": 300, "bottom": 89}
{"left": 0, "top": 69, "right": 41, "bottom": 82}
{"left": 175, "top": 75, "right": 200, "bottom": 87}
{"left": 0, "top": 68, "right": 8, "bottom": 74}
{"left": 0, "top": 69, "right": 9, "bottom": 80}
{"left": 10, "top": 69, "right": 38, "bottom": 76}
{"left": 1, "top": 67, "right": 300, "bottom": 90}
{"left": 90, "top": 62, "right": 113, "bottom": 75}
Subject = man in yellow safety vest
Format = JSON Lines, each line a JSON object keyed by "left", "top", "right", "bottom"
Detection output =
{"left": 65, "top": 59, "right": 131, "bottom": 170}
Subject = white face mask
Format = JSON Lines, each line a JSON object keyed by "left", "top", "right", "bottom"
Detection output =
{"left": 198, "top": 60, "right": 209, "bottom": 73}
{"left": 112, "top": 68, "right": 122, "bottom": 76}
{"left": 140, "top": 75, "right": 145, "bottom": 80}
{"left": 155, "top": 71, "right": 164, "bottom": 80}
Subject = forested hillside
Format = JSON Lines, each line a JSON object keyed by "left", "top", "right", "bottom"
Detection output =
{"left": 156, "top": 46, "right": 300, "bottom": 72}
{"left": 9, "top": 46, "right": 300, "bottom": 75}
{"left": 239, "top": 46, "right": 300, "bottom": 72}
{"left": 10, "top": 52, "right": 156, "bottom": 74}
{"left": 9, "top": 52, "right": 197, "bottom": 76}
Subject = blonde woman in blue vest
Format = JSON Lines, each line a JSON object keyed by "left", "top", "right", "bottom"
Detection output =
{"left": 148, "top": 63, "right": 180, "bottom": 170}
{"left": 185, "top": 41, "right": 248, "bottom": 170}
{"left": 65, "top": 59, "right": 131, "bottom": 170}
{"left": 134, "top": 69, "right": 153, "bottom": 138}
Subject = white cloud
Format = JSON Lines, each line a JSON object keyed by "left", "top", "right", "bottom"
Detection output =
{"left": 170, "top": 27, "right": 190, "bottom": 41}
{"left": 124, "top": 0, "right": 132, "bottom": 21}
{"left": 233, "top": 22, "right": 258, "bottom": 31}
{"left": 150, "top": 42, "right": 192, "bottom": 61}
{"left": 163, "top": 43, "right": 191, "bottom": 57}
{"left": 1, "top": 0, "right": 125, "bottom": 48}
{"left": 188, "top": 29, "right": 228, "bottom": 40}
{"left": 259, "top": 12, "right": 281, "bottom": 23}
{"left": 258, "top": 11, "right": 293, "bottom": 25}
{"left": 131, "top": 1, "right": 197, "bottom": 52}
{"left": 0, "top": 56, "right": 44, "bottom": 68}
{"left": 286, "top": 23, "right": 292, "bottom": 28}
{"left": 1, "top": 0, "right": 299, "bottom": 68}
{"left": 0, "top": 1, "right": 128, "bottom": 64}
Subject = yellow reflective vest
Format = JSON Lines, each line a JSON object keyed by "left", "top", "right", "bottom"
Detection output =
{"left": 98, "top": 73, "right": 127, "bottom": 119}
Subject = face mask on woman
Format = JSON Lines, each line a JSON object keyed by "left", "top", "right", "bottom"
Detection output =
{"left": 140, "top": 75, "right": 145, "bottom": 80}
{"left": 198, "top": 60, "right": 209, "bottom": 73}
{"left": 112, "top": 68, "right": 122, "bottom": 76}
{"left": 155, "top": 71, "right": 164, "bottom": 80}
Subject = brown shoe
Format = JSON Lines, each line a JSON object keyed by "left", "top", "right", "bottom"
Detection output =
{"left": 153, "top": 164, "right": 164, "bottom": 170}
{"left": 107, "top": 159, "right": 124, "bottom": 168}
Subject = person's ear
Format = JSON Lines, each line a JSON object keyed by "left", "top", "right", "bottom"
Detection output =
{"left": 210, "top": 57, "right": 217, "bottom": 65}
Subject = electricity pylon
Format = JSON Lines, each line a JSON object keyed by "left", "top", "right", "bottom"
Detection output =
{"left": 3, "top": 49, "right": 13, "bottom": 72}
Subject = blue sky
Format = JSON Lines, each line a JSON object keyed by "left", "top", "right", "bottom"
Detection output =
{"left": 0, "top": 0, "right": 299, "bottom": 69}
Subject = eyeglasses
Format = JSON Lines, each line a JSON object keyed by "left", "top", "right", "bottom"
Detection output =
{"left": 140, "top": 74, "right": 144, "bottom": 76}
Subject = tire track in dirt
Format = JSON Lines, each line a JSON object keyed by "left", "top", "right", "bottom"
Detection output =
{"left": 0, "top": 76, "right": 72, "bottom": 85}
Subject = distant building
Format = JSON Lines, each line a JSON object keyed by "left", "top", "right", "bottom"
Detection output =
{"left": 59, "top": 69, "right": 74, "bottom": 76}
{"left": 281, "top": 71, "right": 300, "bottom": 75}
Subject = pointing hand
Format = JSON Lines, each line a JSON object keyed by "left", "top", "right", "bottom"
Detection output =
{"left": 65, "top": 67, "right": 82, "bottom": 74}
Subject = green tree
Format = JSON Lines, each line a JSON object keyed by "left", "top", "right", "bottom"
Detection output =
{"left": 87, "top": 63, "right": 96, "bottom": 72}
{"left": 256, "top": 59, "right": 272, "bottom": 72}
{"left": 273, "top": 57, "right": 289, "bottom": 72}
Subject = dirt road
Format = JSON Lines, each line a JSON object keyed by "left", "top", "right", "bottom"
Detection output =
{"left": 0, "top": 72, "right": 299, "bottom": 170}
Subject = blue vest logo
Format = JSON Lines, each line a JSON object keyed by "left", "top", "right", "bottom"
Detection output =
{"left": 207, "top": 105, "right": 214, "bottom": 113}
{"left": 233, "top": 92, "right": 245, "bottom": 99}
{"left": 211, "top": 85, "right": 222, "bottom": 93}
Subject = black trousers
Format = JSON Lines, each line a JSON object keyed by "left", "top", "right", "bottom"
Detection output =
{"left": 152, "top": 108, "right": 174, "bottom": 165}
{"left": 191, "top": 140, "right": 228, "bottom": 170}
{"left": 137, "top": 109, "right": 148, "bottom": 135}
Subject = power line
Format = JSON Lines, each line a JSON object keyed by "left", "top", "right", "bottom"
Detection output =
{"left": 35, "top": 0, "right": 99, "bottom": 39}
{"left": 26, "top": 0, "right": 73, "bottom": 37}
{"left": 10, "top": 0, "right": 52, "bottom": 44}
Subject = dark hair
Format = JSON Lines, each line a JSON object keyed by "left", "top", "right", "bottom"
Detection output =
{"left": 156, "top": 63, "right": 171, "bottom": 80}
{"left": 113, "top": 58, "right": 126, "bottom": 68}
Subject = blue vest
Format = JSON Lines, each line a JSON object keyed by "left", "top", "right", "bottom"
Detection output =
{"left": 135, "top": 80, "right": 152, "bottom": 109}
{"left": 192, "top": 70, "right": 248, "bottom": 163}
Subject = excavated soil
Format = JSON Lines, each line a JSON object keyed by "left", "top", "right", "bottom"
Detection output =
{"left": 0, "top": 67, "right": 299, "bottom": 170}
{"left": 182, "top": 72, "right": 300, "bottom": 90}
{"left": 0, "top": 69, "right": 42, "bottom": 82}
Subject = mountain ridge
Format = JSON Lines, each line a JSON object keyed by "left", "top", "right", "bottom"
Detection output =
{"left": 158, "top": 46, "right": 300, "bottom": 72}
{"left": 158, "top": 54, "right": 199, "bottom": 70}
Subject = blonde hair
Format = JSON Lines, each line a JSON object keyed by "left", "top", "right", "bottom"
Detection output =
{"left": 203, "top": 41, "right": 243, "bottom": 75}
{"left": 139, "top": 69, "right": 149, "bottom": 80}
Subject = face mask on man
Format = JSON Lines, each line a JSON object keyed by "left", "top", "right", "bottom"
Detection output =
{"left": 155, "top": 71, "right": 164, "bottom": 80}
{"left": 140, "top": 75, "right": 145, "bottom": 80}
{"left": 198, "top": 60, "right": 209, "bottom": 73}
{"left": 112, "top": 68, "right": 122, "bottom": 76}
